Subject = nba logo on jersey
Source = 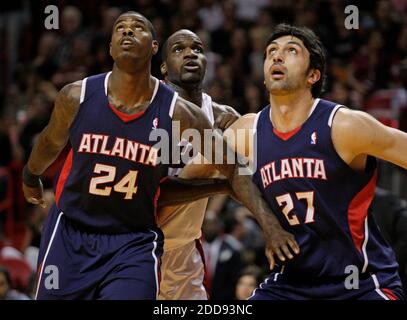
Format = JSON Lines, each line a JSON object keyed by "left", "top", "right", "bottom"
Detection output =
{"left": 310, "top": 131, "right": 317, "bottom": 145}
{"left": 152, "top": 117, "right": 159, "bottom": 130}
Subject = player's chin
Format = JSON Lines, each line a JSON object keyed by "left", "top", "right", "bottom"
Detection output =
{"left": 180, "top": 73, "right": 202, "bottom": 84}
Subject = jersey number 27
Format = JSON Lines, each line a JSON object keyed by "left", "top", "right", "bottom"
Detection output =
{"left": 276, "top": 191, "right": 315, "bottom": 225}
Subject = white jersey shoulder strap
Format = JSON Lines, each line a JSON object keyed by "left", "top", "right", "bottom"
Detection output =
{"left": 202, "top": 93, "right": 215, "bottom": 125}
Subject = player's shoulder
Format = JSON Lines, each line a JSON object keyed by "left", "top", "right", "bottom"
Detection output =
{"left": 175, "top": 95, "right": 202, "bottom": 116}
{"left": 229, "top": 113, "right": 257, "bottom": 130}
{"left": 52, "top": 80, "right": 83, "bottom": 119}
{"left": 57, "top": 80, "right": 82, "bottom": 105}
{"left": 211, "top": 101, "right": 240, "bottom": 117}
{"left": 332, "top": 107, "right": 376, "bottom": 134}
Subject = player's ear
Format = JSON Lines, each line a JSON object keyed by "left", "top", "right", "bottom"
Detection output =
{"left": 109, "top": 42, "right": 112, "bottom": 57}
{"left": 308, "top": 69, "right": 321, "bottom": 85}
{"left": 152, "top": 40, "right": 159, "bottom": 55}
{"left": 160, "top": 62, "right": 167, "bottom": 77}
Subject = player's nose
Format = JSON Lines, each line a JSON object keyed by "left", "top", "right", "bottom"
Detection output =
{"left": 122, "top": 28, "right": 134, "bottom": 37}
{"left": 184, "top": 47, "right": 198, "bottom": 58}
{"left": 272, "top": 49, "right": 284, "bottom": 63}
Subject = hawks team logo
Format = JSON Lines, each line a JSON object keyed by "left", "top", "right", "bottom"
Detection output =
{"left": 152, "top": 117, "right": 159, "bottom": 130}
{"left": 311, "top": 131, "right": 317, "bottom": 145}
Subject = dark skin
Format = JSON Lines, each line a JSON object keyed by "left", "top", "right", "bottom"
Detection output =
{"left": 22, "top": 14, "right": 299, "bottom": 269}
{"left": 160, "top": 29, "right": 240, "bottom": 129}
{"left": 158, "top": 30, "right": 240, "bottom": 205}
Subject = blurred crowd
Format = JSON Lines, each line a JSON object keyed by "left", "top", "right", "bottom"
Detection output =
{"left": 0, "top": 0, "right": 407, "bottom": 300}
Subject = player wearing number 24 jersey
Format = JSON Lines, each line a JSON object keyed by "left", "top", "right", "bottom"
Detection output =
{"left": 22, "top": 12, "right": 299, "bottom": 300}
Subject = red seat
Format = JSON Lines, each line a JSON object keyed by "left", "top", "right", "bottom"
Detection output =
{"left": 364, "top": 89, "right": 399, "bottom": 128}
{"left": 0, "top": 257, "right": 33, "bottom": 291}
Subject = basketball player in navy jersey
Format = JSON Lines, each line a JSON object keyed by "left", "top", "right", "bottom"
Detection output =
{"left": 179, "top": 24, "right": 407, "bottom": 300}
{"left": 22, "top": 13, "right": 298, "bottom": 300}
{"left": 157, "top": 29, "right": 240, "bottom": 300}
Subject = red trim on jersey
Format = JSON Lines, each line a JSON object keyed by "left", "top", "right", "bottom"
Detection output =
{"left": 108, "top": 103, "right": 145, "bottom": 122}
{"left": 55, "top": 149, "right": 73, "bottom": 206}
{"left": 195, "top": 238, "right": 210, "bottom": 299}
{"left": 347, "top": 171, "right": 377, "bottom": 252}
{"left": 153, "top": 177, "right": 169, "bottom": 223}
{"left": 273, "top": 126, "right": 302, "bottom": 141}
{"left": 382, "top": 288, "right": 399, "bottom": 300}
{"left": 35, "top": 261, "right": 43, "bottom": 297}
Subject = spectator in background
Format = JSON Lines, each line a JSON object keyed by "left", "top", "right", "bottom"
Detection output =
{"left": 372, "top": 188, "right": 407, "bottom": 294}
{"left": 0, "top": 266, "right": 30, "bottom": 300}
{"left": 235, "top": 265, "right": 265, "bottom": 300}
{"left": 203, "top": 213, "right": 246, "bottom": 300}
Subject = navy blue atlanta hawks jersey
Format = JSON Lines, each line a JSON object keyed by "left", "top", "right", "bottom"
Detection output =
{"left": 54, "top": 72, "right": 178, "bottom": 233}
{"left": 252, "top": 98, "right": 400, "bottom": 285}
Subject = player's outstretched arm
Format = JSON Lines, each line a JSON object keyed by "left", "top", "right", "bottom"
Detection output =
{"left": 332, "top": 108, "right": 407, "bottom": 170}
{"left": 22, "top": 81, "right": 82, "bottom": 207}
{"left": 212, "top": 102, "right": 241, "bottom": 130}
{"left": 173, "top": 99, "right": 300, "bottom": 269}
{"left": 157, "top": 177, "right": 230, "bottom": 207}
{"left": 158, "top": 103, "right": 240, "bottom": 207}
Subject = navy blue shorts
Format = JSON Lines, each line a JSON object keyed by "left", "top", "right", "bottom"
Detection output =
{"left": 35, "top": 204, "right": 163, "bottom": 300}
{"left": 249, "top": 271, "right": 405, "bottom": 300}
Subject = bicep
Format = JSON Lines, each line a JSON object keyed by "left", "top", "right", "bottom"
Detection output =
{"left": 41, "top": 83, "right": 81, "bottom": 147}
{"left": 333, "top": 109, "right": 407, "bottom": 169}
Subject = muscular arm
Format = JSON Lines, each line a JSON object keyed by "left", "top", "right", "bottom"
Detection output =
{"left": 22, "top": 81, "right": 82, "bottom": 206}
{"left": 157, "top": 102, "right": 240, "bottom": 206}
{"left": 332, "top": 108, "right": 407, "bottom": 170}
{"left": 212, "top": 102, "right": 241, "bottom": 129}
{"left": 172, "top": 100, "right": 299, "bottom": 267}
{"left": 157, "top": 177, "right": 230, "bottom": 207}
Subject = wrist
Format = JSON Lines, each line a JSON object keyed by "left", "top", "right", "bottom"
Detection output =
{"left": 23, "top": 165, "right": 42, "bottom": 188}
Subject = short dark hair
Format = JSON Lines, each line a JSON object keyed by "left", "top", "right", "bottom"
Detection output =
{"left": 117, "top": 11, "right": 157, "bottom": 40}
{"left": 264, "top": 23, "right": 326, "bottom": 98}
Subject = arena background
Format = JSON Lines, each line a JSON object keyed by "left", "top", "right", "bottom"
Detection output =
{"left": 0, "top": 0, "right": 406, "bottom": 300}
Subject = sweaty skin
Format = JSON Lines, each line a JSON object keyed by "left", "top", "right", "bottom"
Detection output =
{"left": 22, "top": 17, "right": 300, "bottom": 270}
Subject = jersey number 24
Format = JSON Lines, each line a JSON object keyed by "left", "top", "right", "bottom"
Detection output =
{"left": 89, "top": 164, "right": 138, "bottom": 200}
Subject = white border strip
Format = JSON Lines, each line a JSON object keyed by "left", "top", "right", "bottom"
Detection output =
{"left": 80, "top": 78, "right": 87, "bottom": 104}
{"left": 35, "top": 212, "right": 64, "bottom": 300}
{"left": 328, "top": 104, "right": 343, "bottom": 127}
{"left": 371, "top": 274, "right": 390, "bottom": 300}
{"left": 150, "top": 77, "right": 159, "bottom": 104}
{"left": 150, "top": 229, "right": 160, "bottom": 299}
{"left": 168, "top": 92, "right": 179, "bottom": 118}
{"left": 104, "top": 71, "right": 112, "bottom": 96}
{"left": 361, "top": 217, "right": 369, "bottom": 273}
{"left": 308, "top": 98, "right": 320, "bottom": 117}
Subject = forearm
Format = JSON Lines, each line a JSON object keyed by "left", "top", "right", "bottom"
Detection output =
{"left": 26, "top": 129, "right": 67, "bottom": 175}
{"left": 158, "top": 177, "right": 230, "bottom": 207}
{"left": 229, "top": 166, "right": 282, "bottom": 237}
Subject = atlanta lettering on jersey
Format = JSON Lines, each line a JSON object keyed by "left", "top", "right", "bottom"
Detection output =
{"left": 78, "top": 133, "right": 158, "bottom": 166}
{"left": 260, "top": 158, "right": 327, "bottom": 188}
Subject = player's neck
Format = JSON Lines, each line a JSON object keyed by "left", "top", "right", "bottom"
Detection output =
{"left": 109, "top": 64, "right": 155, "bottom": 108}
{"left": 167, "top": 81, "right": 203, "bottom": 108}
{"left": 269, "top": 90, "right": 315, "bottom": 133}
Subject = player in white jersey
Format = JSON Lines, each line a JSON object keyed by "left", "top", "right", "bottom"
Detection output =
{"left": 157, "top": 30, "right": 240, "bottom": 300}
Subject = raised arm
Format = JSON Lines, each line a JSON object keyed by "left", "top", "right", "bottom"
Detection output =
{"left": 332, "top": 108, "right": 407, "bottom": 170}
{"left": 22, "top": 81, "right": 82, "bottom": 207}
{"left": 172, "top": 98, "right": 300, "bottom": 269}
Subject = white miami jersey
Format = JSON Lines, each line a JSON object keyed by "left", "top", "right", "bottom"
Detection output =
{"left": 158, "top": 93, "right": 215, "bottom": 251}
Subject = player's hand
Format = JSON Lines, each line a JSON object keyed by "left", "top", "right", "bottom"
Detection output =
{"left": 214, "top": 112, "right": 239, "bottom": 130}
{"left": 22, "top": 181, "right": 47, "bottom": 208}
{"left": 265, "top": 227, "right": 300, "bottom": 270}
